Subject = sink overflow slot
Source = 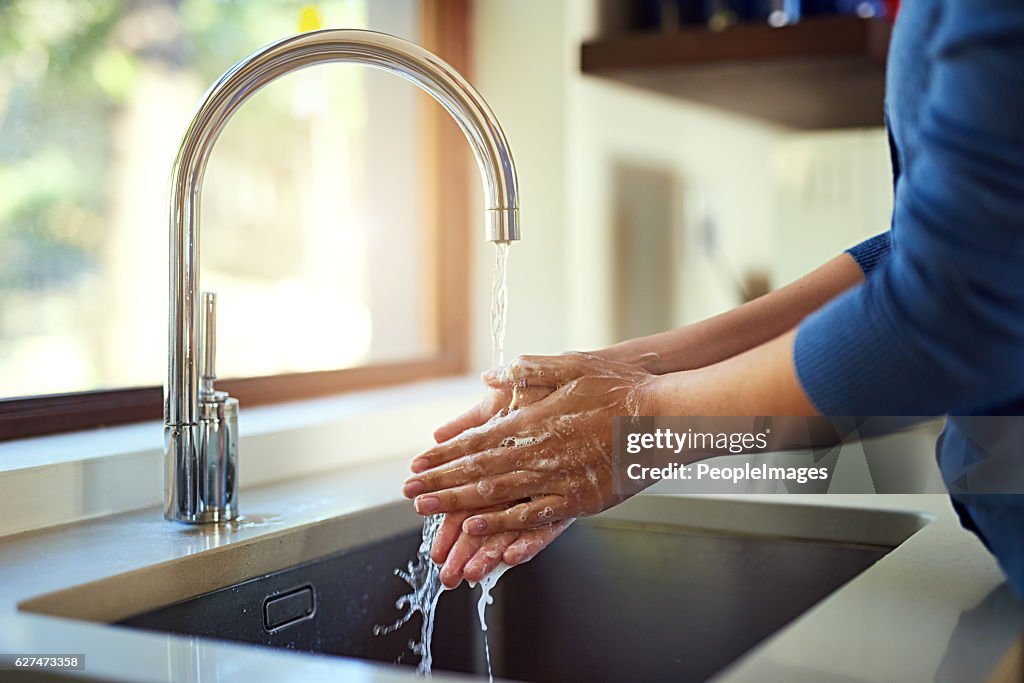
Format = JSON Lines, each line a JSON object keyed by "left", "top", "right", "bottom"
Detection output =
{"left": 263, "top": 584, "right": 316, "bottom": 633}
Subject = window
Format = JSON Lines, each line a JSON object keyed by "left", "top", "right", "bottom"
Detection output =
{"left": 0, "top": 0, "right": 471, "bottom": 439}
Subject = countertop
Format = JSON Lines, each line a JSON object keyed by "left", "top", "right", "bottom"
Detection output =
{"left": 1, "top": 456, "right": 1022, "bottom": 682}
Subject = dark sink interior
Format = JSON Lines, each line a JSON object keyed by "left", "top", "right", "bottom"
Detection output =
{"left": 118, "top": 520, "right": 889, "bottom": 682}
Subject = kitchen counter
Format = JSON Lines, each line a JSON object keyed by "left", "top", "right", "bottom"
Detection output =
{"left": 1, "top": 456, "right": 1022, "bottom": 682}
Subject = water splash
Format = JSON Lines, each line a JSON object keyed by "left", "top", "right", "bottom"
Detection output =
{"left": 228, "top": 514, "right": 285, "bottom": 530}
{"left": 469, "top": 562, "right": 512, "bottom": 683}
{"left": 373, "top": 514, "right": 447, "bottom": 676}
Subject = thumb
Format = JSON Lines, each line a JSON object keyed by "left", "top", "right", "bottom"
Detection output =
{"left": 508, "top": 384, "right": 554, "bottom": 411}
{"left": 481, "top": 367, "right": 504, "bottom": 388}
{"left": 508, "top": 352, "right": 597, "bottom": 388}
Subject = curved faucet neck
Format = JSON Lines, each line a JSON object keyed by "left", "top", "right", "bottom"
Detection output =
{"left": 165, "top": 29, "right": 519, "bottom": 428}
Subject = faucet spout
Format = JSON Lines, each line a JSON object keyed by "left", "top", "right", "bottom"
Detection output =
{"left": 165, "top": 29, "right": 520, "bottom": 523}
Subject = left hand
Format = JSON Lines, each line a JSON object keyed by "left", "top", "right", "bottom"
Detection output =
{"left": 430, "top": 509, "right": 574, "bottom": 588}
{"left": 425, "top": 369, "right": 569, "bottom": 588}
{"left": 404, "top": 353, "right": 657, "bottom": 535}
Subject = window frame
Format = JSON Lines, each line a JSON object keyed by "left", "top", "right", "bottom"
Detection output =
{"left": 0, "top": 0, "right": 473, "bottom": 441}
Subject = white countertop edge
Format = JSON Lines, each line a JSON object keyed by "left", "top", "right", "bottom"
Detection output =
{"left": 1, "top": 611, "right": 424, "bottom": 683}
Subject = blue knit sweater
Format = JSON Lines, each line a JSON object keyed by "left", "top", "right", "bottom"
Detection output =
{"left": 793, "top": 1, "right": 1024, "bottom": 597}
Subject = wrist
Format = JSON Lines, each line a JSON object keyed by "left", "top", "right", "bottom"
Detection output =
{"left": 592, "top": 343, "right": 664, "bottom": 374}
{"left": 588, "top": 345, "right": 627, "bottom": 365}
{"left": 640, "top": 373, "right": 672, "bottom": 416}
{"left": 642, "top": 369, "right": 707, "bottom": 417}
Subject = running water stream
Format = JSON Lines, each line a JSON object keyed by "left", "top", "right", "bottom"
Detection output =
{"left": 490, "top": 241, "right": 510, "bottom": 369}
{"left": 469, "top": 561, "right": 511, "bottom": 681}
{"left": 378, "top": 242, "right": 512, "bottom": 679}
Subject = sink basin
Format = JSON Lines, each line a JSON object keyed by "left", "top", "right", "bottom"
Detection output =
{"left": 20, "top": 496, "right": 929, "bottom": 682}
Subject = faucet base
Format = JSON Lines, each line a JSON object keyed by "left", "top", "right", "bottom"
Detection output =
{"left": 163, "top": 396, "right": 239, "bottom": 525}
{"left": 170, "top": 507, "right": 240, "bottom": 525}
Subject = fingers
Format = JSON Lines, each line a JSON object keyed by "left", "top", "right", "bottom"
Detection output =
{"left": 463, "top": 533, "right": 516, "bottom": 584}
{"left": 422, "top": 356, "right": 590, "bottom": 469}
{"left": 506, "top": 352, "right": 597, "bottom": 389}
{"left": 411, "top": 471, "right": 545, "bottom": 515}
{"left": 432, "top": 369, "right": 552, "bottom": 446}
{"left": 488, "top": 351, "right": 648, "bottom": 399}
{"left": 439, "top": 531, "right": 481, "bottom": 588}
{"left": 433, "top": 395, "right": 501, "bottom": 444}
{"left": 412, "top": 407, "right": 533, "bottom": 474}
{"left": 504, "top": 518, "right": 575, "bottom": 565}
{"left": 481, "top": 367, "right": 503, "bottom": 389}
{"left": 435, "top": 516, "right": 577, "bottom": 586}
{"left": 430, "top": 512, "right": 467, "bottom": 565}
{"left": 433, "top": 414, "right": 477, "bottom": 445}
{"left": 463, "top": 495, "right": 572, "bottom": 535}
{"left": 489, "top": 364, "right": 554, "bottom": 411}
{"left": 404, "top": 449, "right": 516, "bottom": 498}
{"left": 508, "top": 384, "right": 554, "bottom": 412}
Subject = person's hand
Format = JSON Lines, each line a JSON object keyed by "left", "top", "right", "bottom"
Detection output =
{"left": 429, "top": 509, "right": 574, "bottom": 588}
{"left": 432, "top": 368, "right": 551, "bottom": 443}
{"left": 432, "top": 371, "right": 510, "bottom": 444}
{"left": 405, "top": 353, "right": 656, "bottom": 535}
{"left": 425, "top": 367, "right": 566, "bottom": 587}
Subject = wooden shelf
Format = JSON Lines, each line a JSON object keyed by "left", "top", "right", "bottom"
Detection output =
{"left": 580, "top": 16, "right": 892, "bottom": 129}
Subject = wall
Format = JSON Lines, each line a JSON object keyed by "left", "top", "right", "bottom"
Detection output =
{"left": 469, "top": 0, "right": 894, "bottom": 371}
{"left": 468, "top": 0, "right": 573, "bottom": 371}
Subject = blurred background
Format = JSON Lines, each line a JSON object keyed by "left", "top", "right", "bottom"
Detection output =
{"left": 0, "top": 0, "right": 430, "bottom": 397}
{"left": 470, "top": 0, "right": 894, "bottom": 373}
{"left": 0, "top": 0, "right": 895, "bottom": 402}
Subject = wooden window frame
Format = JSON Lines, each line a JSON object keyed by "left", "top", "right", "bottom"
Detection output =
{"left": 0, "top": 0, "right": 473, "bottom": 441}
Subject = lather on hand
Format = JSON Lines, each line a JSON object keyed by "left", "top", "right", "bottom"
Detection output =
{"left": 405, "top": 353, "right": 656, "bottom": 542}
{"left": 421, "top": 366, "right": 574, "bottom": 587}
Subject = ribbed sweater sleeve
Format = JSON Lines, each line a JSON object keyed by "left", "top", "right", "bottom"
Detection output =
{"left": 795, "top": 1, "right": 1024, "bottom": 416}
{"left": 847, "top": 232, "right": 892, "bottom": 277}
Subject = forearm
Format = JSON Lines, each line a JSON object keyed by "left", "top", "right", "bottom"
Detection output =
{"left": 646, "top": 329, "right": 818, "bottom": 416}
{"left": 596, "top": 253, "right": 864, "bottom": 374}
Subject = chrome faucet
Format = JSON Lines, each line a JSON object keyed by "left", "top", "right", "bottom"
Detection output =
{"left": 164, "top": 29, "right": 520, "bottom": 523}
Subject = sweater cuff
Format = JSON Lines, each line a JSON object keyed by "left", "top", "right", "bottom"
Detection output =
{"left": 846, "top": 232, "right": 892, "bottom": 277}
{"left": 793, "top": 279, "right": 932, "bottom": 417}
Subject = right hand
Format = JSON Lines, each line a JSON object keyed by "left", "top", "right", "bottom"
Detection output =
{"left": 427, "top": 366, "right": 562, "bottom": 588}
{"left": 432, "top": 367, "right": 550, "bottom": 443}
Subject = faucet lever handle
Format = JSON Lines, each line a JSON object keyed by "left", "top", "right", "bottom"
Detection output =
{"left": 200, "top": 291, "right": 217, "bottom": 390}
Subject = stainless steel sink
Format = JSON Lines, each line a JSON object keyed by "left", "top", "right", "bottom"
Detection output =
{"left": 20, "top": 497, "right": 929, "bottom": 682}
